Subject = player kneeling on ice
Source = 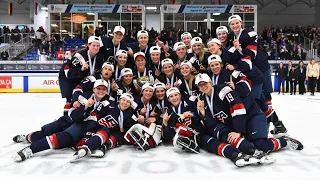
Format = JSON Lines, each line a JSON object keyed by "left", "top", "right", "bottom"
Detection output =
{"left": 70, "top": 93, "right": 138, "bottom": 162}
{"left": 195, "top": 73, "right": 303, "bottom": 161}
{"left": 123, "top": 83, "right": 162, "bottom": 151}
{"left": 162, "top": 87, "right": 203, "bottom": 153}
{"left": 12, "top": 80, "right": 113, "bottom": 162}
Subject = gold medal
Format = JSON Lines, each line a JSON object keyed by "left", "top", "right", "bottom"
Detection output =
{"left": 120, "top": 128, "right": 124, "bottom": 132}
{"left": 180, "top": 114, "right": 185, "bottom": 119}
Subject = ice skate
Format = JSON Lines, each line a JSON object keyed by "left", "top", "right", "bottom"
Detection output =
{"left": 13, "top": 146, "right": 33, "bottom": 162}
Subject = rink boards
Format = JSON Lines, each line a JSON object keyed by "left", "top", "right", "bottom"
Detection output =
{"left": 0, "top": 73, "right": 60, "bottom": 93}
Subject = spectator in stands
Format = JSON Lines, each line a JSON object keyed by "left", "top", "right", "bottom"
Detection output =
{"left": 56, "top": 47, "right": 64, "bottom": 61}
{"left": 306, "top": 58, "right": 319, "bottom": 96}
{"left": 49, "top": 34, "right": 56, "bottom": 54}
{"left": 297, "top": 61, "right": 306, "bottom": 95}
{"left": 285, "top": 60, "right": 293, "bottom": 93}
{"left": 64, "top": 47, "right": 72, "bottom": 60}
{"left": 276, "top": 62, "right": 286, "bottom": 94}
{"left": 38, "top": 49, "right": 48, "bottom": 62}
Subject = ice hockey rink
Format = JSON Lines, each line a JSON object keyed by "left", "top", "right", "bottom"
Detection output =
{"left": 0, "top": 93, "right": 320, "bottom": 180}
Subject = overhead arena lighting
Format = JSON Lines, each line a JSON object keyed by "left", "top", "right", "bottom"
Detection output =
{"left": 146, "top": 7, "right": 157, "bottom": 10}
{"left": 51, "top": 24, "right": 58, "bottom": 27}
{"left": 41, "top": 7, "right": 48, "bottom": 10}
{"left": 203, "top": 19, "right": 215, "bottom": 22}
{"left": 87, "top": 13, "right": 95, "bottom": 15}
{"left": 212, "top": 13, "right": 221, "bottom": 15}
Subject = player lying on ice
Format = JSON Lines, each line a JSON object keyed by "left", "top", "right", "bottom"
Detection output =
{"left": 12, "top": 80, "right": 114, "bottom": 162}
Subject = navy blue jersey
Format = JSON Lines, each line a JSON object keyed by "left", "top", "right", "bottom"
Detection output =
{"left": 71, "top": 75, "right": 114, "bottom": 105}
{"left": 232, "top": 29, "right": 270, "bottom": 73}
{"left": 189, "top": 52, "right": 211, "bottom": 74}
{"left": 208, "top": 68, "right": 251, "bottom": 98}
{"left": 157, "top": 70, "right": 182, "bottom": 88}
{"left": 165, "top": 99, "right": 203, "bottom": 132}
{"left": 100, "top": 37, "right": 127, "bottom": 64}
{"left": 64, "top": 49, "right": 104, "bottom": 81}
{"left": 178, "top": 76, "right": 199, "bottom": 99}
{"left": 115, "top": 80, "right": 137, "bottom": 100}
{"left": 199, "top": 85, "right": 248, "bottom": 135}
{"left": 221, "top": 47, "right": 264, "bottom": 85}
{"left": 68, "top": 94, "right": 117, "bottom": 123}
{"left": 153, "top": 98, "right": 170, "bottom": 125}
{"left": 97, "top": 105, "right": 138, "bottom": 134}
{"left": 133, "top": 96, "right": 157, "bottom": 117}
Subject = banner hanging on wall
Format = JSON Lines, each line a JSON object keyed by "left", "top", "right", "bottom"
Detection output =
{"left": 160, "top": 4, "right": 255, "bottom": 13}
{"left": 48, "top": 4, "right": 144, "bottom": 13}
{"left": 0, "top": 61, "right": 63, "bottom": 72}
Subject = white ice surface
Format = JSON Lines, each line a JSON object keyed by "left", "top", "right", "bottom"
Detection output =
{"left": 0, "top": 93, "right": 319, "bottom": 180}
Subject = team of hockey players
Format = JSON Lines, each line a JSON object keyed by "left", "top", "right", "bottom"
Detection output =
{"left": 12, "top": 14, "right": 304, "bottom": 167}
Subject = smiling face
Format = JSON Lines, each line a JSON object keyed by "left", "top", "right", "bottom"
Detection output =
{"left": 135, "top": 56, "right": 146, "bottom": 70}
{"left": 209, "top": 61, "right": 222, "bottom": 75}
{"left": 117, "top": 55, "right": 127, "bottom": 67}
{"left": 101, "top": 66, "right": 113, "bottom": 80}
{"left": 192, "top": 43, "right": 203, "bottom": 54}
{"left": 142, "top": 87, "right": 154, "bottom": 100}
{"left": 207, "top": 42, "right": 221, "bottom": 54}
{"left": 180, "top": 64, "right": 191, "bottom": 77}
{"left": 88, "top": 41, "right": 100, "bottom": 56}
{"left": 151, "top": 52, "right": 161, "bottom": 65}
{"left": 198, "top": 81, "right": 213, "bottom": 95}
{"left": 155, "top": 88, "right": 166, "bottom": 100}
{"left": 229, "top": 20, "right": 242, "bottom": 34}
{"left": 113, "top": 31, "right": 124, "bottom": 43}
{"left": 176, "top": 47, "right": 187, "bottom": 59}
{"left": 163, "top": 63, "right": 174, "bottom": 77}
{"left": 217, "top": 31, "right": 228, "bottom": 43}
{"left": 122, "top": 74, "right": 133, "bottom": 85}
{"left": 182, "top": 36, "right": 191, "bottom": 47}
{"left": 93, "top": 85, "right": 107, "bottom": 100}
{"left": 138, "top": 35, "right": 149, "bottom": 46}
{"left": 119, "top": 98, "right": 131, "bottom": 111}
{"left": 168, "top": 92, "right": 181, "bottom": 107}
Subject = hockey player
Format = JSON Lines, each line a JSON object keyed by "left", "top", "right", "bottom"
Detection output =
{"left": 178, "top": 60, "right": 199, "bottom": 100}
{"left": 13, "top": 80, "right": 114, "bottom": 162}
{"left": 162, "top": 87, "right": 202, "bottom": 153}
{"left": 153, "top": 82, "right": 170, "bottom": 120}
{"left": 228, "top": 14, "right": 288, "bottom": 136}
{"left": 115, "top": 68, "right": 137, "bottom": 99}
{"left": 132, "top": 52, "right": 155, "bottom": 92}
{"left": 157, "top": 58, "right": 181, "bottom": 90}
{"left": 70, "top": 93, "right": 138, "bottom": 162}
{"left": 171, "top": 42, "right": 192, "bottom": 69}
{"left": 72, "top": 62, "right": 115, "bottom": 105}
{"left": 149, "top": 46, "right": 162, "bottom": 79}
{"left": 59, "top": 36, "right": 104, "bottom": 116}
{"left": 189, "top": 37, "right": 210, "bottom": 74}
{"left": 215, "top": 26, "right": 231, "bottom": 49}
{"left": 207, "top": 54, "right": 251, "bottom": 98}
{"left": 113, "top": 49, "right": 128, "bottom": 81}
{"left": 124, "top": 83, "right": 162, "bottom": 151}
{"left": 195, "top": 73, "right": 303, "bottom": 158}
{"left": 180, "top": 32, "right": 193, "bottom": 54}
{"left": 100, "top": 26, "right": 127, "bottom": 64}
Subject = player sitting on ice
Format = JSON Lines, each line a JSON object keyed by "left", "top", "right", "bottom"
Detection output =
{"left": 12, "top": 80, "right": 113, "bottom": 162}
{"left": 195, "top": 73, "right": 303, "bottom": 161}
{"left": 70, "top": 93, "right": 138, "bottom": 162}
{"left": 123, "top": 83, "right": 162, "bottom": 151}
{"left": 162, "top": 87, "right": 203, "bottom": 153}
